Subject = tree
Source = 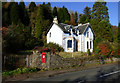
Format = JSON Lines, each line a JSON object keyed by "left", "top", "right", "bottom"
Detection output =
{"left": 19, "top": 1, "right": 30, "bottom": 26}
{"left": 53, "top": 6, "right": 57, "bottom": 17}
{"left": 91, "top": 2, "right": 109, "bottom": 22}
{"left": 58, "top": 8, "right": 64, "bottom": 23}
{"left": 2, "top": 2, "right": 11, "bottom": 26}
{"left": 118, "top": 23, "right": 120, "bottom": 43}
{"left": 78, "top": 14, "right": 82, "bottom": 23}
{"left": 62, "top": 6, "right": 70, "bottom": 22}
{"left": 83, "top": 6, "right": 91, "bottom": 23}
{"left": 74, "top": 11, "right": 78, "bottom": 23}
{"left": 98, "top": 20, "right": 113, "bottom": 42}
{"left": 29, "top": 1, "right": 36, "bottom": 12}
{"left": 10, "top": 2, "right": 20, "bottom": 25}
{"left": 70, "top": 13, "right": 76, "bottom": 25}
{"left": 83, "top": 6, "right": 91, "bottom": 19}
{"left": 34, "top": 5, "right": 44, "bottom": 39}
{"left": 90, "top": 1, "right": 111, "bottom": 42}
{"left": 78, "top": 14, "right": 87, "bottom": 24}
{"left": 58, "top": 6, "right": 70, "bottom": 23}
{"left": 30, "top": 11, "right": 36, "bottom": 36}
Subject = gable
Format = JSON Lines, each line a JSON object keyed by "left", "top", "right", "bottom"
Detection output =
{"left": 83, "top": 25, "right": 94, "bottom": 39}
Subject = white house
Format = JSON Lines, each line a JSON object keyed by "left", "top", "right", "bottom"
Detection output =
{"left": 47, "top": 17, "right": 95, "bottom": 52}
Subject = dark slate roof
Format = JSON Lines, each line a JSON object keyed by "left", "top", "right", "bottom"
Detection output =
{"left": 56, "top": 23, "right": 70, "bottom": 33}
{"left": 77, "top": 24, "right": 88, "bottom": 34}
{"left": 46, "top": 22, "right": 91, "bottom": 36}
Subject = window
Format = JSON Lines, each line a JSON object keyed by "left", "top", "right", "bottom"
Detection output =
{"left": 87, "top": 32, "right": 89, "bottom": 38}
{"left": 49, "top": 32, "right": 51, "bottom": 37}
{"left": 68, "top": 40, "right": 72, "bottom": 48}
{"left": 90, "top": 41, "right": 92, "bottom": 49}
{"left": 87, "top": 41, "right": 89, "bottom": 49}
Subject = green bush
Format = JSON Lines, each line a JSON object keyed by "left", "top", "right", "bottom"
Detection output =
{"left": 2, "top": 67, "right": 38, "bottom": 76}
{"left": 44, "top": 42, "right": 64, "bottom": 52}
{"left": 87, "top": 49, "right": 91, "bottom": 56}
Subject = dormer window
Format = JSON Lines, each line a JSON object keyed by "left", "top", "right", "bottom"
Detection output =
{"left": 87, "top": 32, "right": 89, "bottom": 38}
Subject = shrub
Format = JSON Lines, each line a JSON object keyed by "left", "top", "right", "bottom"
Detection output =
{"left": 44, "top": 42, "right": 64, "bottom": 52}
{"left": 2, "top": 67, "right": 39, "bottom": 76}
{"left": 87, "top": 49, "right": 91, "bottom": 56}
{"left": 97, "top": 43, "right": 112, "bottom": 58}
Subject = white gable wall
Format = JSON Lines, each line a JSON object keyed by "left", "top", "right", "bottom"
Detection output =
{"left": 84, "top": 26, "right": 94, "bottom": 52}
{"left": 47, "top": 24, "right": 64, "bottom": 47}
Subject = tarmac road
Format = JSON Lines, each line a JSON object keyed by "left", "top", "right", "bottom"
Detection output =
{"left": 24, "top": 63, "right": 120, "bottom": 83}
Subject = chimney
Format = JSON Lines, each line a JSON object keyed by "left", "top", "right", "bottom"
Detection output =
{"left": 53, "top": 16, "right": 58, "bottom": 24}
{"left": 78, "top": 23, "right": 82, "bottom": 26}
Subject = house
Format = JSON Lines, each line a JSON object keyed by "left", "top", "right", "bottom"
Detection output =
{"left": 47, "top": 17, "right": 94, "bottom": 52}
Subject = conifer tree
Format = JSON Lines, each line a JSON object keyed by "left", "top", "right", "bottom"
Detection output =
{"left": 91, "top": 2, "right": 109, "bottom": 22}
{"left": 70, "top": 13, "right": 76, "bottom": 25}
{"left": 83, "top": 6, "right": 91, "bottom": 23}
{"left": 83, "top": 6, "right": 91, "bottom": 19}
{"left": 53, "top": 6, "right": 57, "bottom": 17}
{"left": 90, "top": 1, "right": 112, "bottom": 41}
{"left": 58, "top": 6, "right": 70, "bottom": 23}
{"left": 10, "top": 2, "right": 20, "bottom": 25}
{"left": 118, "top": 23, "right": 120, "bottom": 43}
{"left": 29, "top": 1, "right": 36, "bottom": 12}
{"left": 34, "top": 5, "right": 44, "bottom": 39}
{"left": 74, "top": 11, "right": 78, "bottom": 23}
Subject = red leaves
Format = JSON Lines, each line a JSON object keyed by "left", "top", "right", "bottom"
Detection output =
{"left": 1, "top": 27, "right": 8, "bottom": 38}
{"left": 33, "top": 46, "right": 56, "bottom": 53}
{"left": 110, "top": 51, "right": 114, "bottom": 56}
{"left": 98, "top": 43, "right": 109, "bottom": 56}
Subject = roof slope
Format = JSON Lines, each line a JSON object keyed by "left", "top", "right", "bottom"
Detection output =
{"left": 47, "top": 22, "right": 92, "bottom": 35}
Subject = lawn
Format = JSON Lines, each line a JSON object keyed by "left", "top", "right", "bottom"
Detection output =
{"left": 56, "top": 52, "right": 90, "bottom": 58}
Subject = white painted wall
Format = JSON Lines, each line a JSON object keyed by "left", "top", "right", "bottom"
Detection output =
{"left": 47, "top": 24, "right": 64, "bottom": 47}
{"left": 47, "top": 23, "right": 94, "bottom": 52}
{"left": 84, "top": 27, "right": 94, "bottom": 52}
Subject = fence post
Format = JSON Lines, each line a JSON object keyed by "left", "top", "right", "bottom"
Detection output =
{"left": 4, "top": 56, "right": 6, "bottom": 65}
{"left": 26, "top": 55, "right": 29, "bottom": 67}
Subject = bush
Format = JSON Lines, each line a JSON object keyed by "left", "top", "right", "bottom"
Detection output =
{"left": 2, "top": 67, "right": 38, "bottom": 76}
{"left": 87, "top": 49, "right": 91, "bottom": 56}
{"left": 44, "top": 42, "right": 64, "bottom": 52}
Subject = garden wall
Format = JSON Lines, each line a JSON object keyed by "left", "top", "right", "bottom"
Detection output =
{"left": 29, "top": 52, "right": 100, "bottom": 69}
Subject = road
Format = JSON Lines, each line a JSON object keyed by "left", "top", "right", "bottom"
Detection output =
{"left": 24, "top": 63, "right": 120, "bottom": 82}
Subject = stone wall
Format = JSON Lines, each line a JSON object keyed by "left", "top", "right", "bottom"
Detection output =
{"left": 29, "top": 52, "right": 100, "bottom": 69}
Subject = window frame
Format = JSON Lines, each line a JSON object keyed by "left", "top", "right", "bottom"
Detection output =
{"left": 67, "top": 40, "right": 72, "bottom": 48}
{"left": 49, "top": 32, "right": 51, "bottom": 37}
{"left": 87, "top": 31, "right": 89, "bottom": 38}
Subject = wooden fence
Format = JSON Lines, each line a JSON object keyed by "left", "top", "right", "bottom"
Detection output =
{"left": 2, "top": 55, "right": 29, "bottom": 70}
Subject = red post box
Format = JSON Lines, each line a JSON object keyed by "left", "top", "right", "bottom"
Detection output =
{"left": 41, "top": 52, "right": 46, "bottom": 63}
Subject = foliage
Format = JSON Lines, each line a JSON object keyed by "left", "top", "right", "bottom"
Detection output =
{"left": 97, "top": 43, "right": 111, "bottom": 57}
{"left": 44, "top": 42, "right": 64, "bottom": 52}
{"left": 53, "top": 6, "right": 57, "bottom": 17}
{"left": 90, "top": 1, "right": 112, "bottom": 42}
{"left": 2, "top": 2, "right": 118, "bottom": 55}
{"left": 74, "top": 11, "right": 78, "bottom": 23}
{"left": 78, "top": 14, "right": 87, "bottom": 24}
{"left": 91, "top": 2, "right": 109, "bottom": 22}
{"left": 57, "top": 6, "right": 70, "bottom": 23}
{"left": 19, "top": 1, "right": 30, "bottom": 26}
{"left": 83, "top": 6, "right": 91, "bottom": 23}
{"left": 2, "top": 67, "right": 38, "bottom": 76}
{"left": 34, "top": 3, "right": 52, "bottom": 39}
{"left": 29, "top": 1, "right": 36, "bottom": 12}
{"left": 70, "top": 13, "right": 76, "bottom": 25}
{"left": 98, "top": 20, "right": 113, "bottom": 42}
{"left": 10, "top": 2, "right": 21, "bottom": 25}
{"left": 87, "top": 49, "right": 91, "bottom": 56}
{"left": 117, "top": 23, "right": 120, "bottom": 43}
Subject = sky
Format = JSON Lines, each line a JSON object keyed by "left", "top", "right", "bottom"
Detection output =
{"left": 24, "top": 2, "right": 118, "bottom": 26}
